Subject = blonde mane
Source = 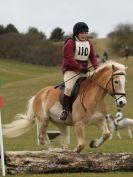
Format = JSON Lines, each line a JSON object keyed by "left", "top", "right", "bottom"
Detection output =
{"left": 89, "top": 60, "right": 126, "bottom": 80}
{"left": 96, "top": 60, "right": 126, "bottom": 73}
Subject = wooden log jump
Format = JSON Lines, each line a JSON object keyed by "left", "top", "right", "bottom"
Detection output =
{"left": 5, "top": 150, "right": 133, "bottom": 174}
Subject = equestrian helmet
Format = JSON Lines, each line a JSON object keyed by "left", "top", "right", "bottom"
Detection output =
{"left": 73, "top": 22, "right": 89, "bottom": 37}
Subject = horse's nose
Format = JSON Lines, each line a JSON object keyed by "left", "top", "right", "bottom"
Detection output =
{"left": 118, "top": 100, "right": 125, "bottom": 107}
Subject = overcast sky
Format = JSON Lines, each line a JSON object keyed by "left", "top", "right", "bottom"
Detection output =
{"left": 0, "top": 0, "right": 132, "bottom": 38}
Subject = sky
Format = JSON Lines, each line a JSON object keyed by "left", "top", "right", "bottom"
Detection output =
{"left": 0, "top": 0, "right": 133, "bottom": 38}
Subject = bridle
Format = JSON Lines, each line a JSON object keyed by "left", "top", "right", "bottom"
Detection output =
{"left": 105, "top": 71, "right": 126, "bottom": 101}
{"left": 80, "top": 69, "right": 126, "bottom": 111}
{"left": 88, "top": 69, "right": 126, "bottom": 101}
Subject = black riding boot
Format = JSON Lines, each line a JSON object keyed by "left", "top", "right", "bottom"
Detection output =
{"left": 59, "top": 94, "right": 70, "bottom": 120}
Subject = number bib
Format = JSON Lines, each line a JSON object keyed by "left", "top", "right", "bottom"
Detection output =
{"left": 74, "top": 40, "right": 90, "bottom": 61}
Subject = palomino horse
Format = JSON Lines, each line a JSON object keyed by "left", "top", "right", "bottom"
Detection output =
{"left": 3, "top": 61, "right": 127, "bottom": 153}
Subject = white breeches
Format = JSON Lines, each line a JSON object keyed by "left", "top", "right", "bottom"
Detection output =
{"left": 64, "top": 71, "right": 86, "bottom": 96}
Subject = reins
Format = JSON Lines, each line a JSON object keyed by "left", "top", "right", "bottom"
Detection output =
{"left": 80, "top": 68, "right": 126, "bottom": 111}
{"left": 54, "top": 64, "right": 126, "bottom": 112}
{"left": 88, "top": 71, "right": 126, "bottom": 99}
{"left": 54, "top": 65, "right": 93, "bottom": 89}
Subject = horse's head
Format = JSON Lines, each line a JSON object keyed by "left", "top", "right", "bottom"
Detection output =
{"left": 94, "top": 61, "right": 127, "bottom": 107}
{"left": 106, "top": 61, "right": 127, "bottom": 107}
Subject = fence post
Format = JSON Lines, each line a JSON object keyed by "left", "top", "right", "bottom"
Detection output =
{"left": 0, "top": 96, "right": 5, "bottom": 176}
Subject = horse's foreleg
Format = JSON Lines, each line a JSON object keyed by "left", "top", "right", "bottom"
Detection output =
{"left": 116, "top": 130, "right": 122, "bottom": 139}
{"left": 74, "top": 122, "right": 85, "bottom": 153}
{"left": 90, "top": 119, "right": 110, "bottom": 148}
{"left": 109, "top": 129, "right": 114, "bottom": 140}
{"left": 38, "top": 119, "right": 52, "bottom": 150}
{"left": 128, "top": 127, "right": 132, "bottom": 139}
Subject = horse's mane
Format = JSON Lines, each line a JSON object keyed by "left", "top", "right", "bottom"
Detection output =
{"left": 88, "top": 60, "right": 126, "bottom": 81}
{"left": 96, "top": 60, "right": 126, "bottom": 73}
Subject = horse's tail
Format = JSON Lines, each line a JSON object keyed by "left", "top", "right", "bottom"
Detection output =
{"left": 3, "top": 96, "right": 36, "bottom": 138}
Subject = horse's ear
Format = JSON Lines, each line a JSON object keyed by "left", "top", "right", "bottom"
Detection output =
{"left": 112, "top": 65, "right": 118, "bottom": 72}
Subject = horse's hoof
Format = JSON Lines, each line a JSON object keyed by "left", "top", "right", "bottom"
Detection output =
{"left": 74, "top": 144, "right": 84, "bottom": 153}
{"left": 90, "top": 140, "right": 97, "bottom": 148}
{"left": 73, "top": 147, "right": 81, "bottom": 153}
{"left": 73, "top": 149, "right": 80, "bottom": 153}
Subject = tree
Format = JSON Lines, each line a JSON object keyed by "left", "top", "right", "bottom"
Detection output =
{"left": 50, "top": 27, "right": 65, "bottom": 41}
{"left": 107, "top": 23, "right": 133, "bottom": 56}
{"left": 27, "top": 27, "right": 47, "bottom": 40}
{"left": 4, "top": 24, "right": 19, "bottom": 33}
{"left": 88, "top": 32, "right": 98, "bottom": 39}
{"left": 0, "top": 25, "right": 4, "bottom": 35}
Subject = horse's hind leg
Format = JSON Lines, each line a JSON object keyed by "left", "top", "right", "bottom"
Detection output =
{"left": 55, "top": 123, "right": 70, "bottom": 149}
{"left": 37, "top": 119, "right": 52, "bottom": 150}
{"left": 116, "top": 130, "right": 122, "bottom": 139}
{"left": 128, "top": 127, "right": 132, "bottom": 138}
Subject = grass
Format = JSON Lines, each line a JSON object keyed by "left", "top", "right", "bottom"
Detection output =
{"left": 0, "top": 57, "right": 133, "bottom": 176}
{"left": 92, "top": 38, "right": 109, "bottom": 55}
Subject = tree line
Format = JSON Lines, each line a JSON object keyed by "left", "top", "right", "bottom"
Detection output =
{"left": 0, "top": 23, "right": 132, "bottom": 66}
{"left": 0, "top": 24, "right": 65, "bottom": 41}
{"left": 0, "top": 24, "right": 65, "bottom": 66}
{"left": 107, "top": 23, "right": 133, "bottom": 57}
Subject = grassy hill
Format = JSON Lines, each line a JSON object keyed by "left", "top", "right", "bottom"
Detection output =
{"left": 91, "top": 38, "right": 109, "bottom": 55}
{"left": 0, "top": 58, "right": 133, "bottom": 177}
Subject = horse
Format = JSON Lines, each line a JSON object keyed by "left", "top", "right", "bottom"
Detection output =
{"left": 106, "top": 114, "right": 133, "bottom": 139}
{"left": 3, "top": 60, "right": 127, "bottom": 153}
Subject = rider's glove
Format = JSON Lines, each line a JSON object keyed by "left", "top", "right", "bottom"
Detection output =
{"left": 94, "top": 65, "right": 98, "bottom": 70}
{"left": 80, "top": 67, "right": 88, "bottom": 74}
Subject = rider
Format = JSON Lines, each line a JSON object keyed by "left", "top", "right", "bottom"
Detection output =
{"left": 59, "top": 22, "right": 98, "bottom": 120}
{"left": 114, "top": 108, "right": 124, "bottom": 126}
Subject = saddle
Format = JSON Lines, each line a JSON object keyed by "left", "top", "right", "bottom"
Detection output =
{"left": 59, "top": 77, "right": 87, "bottom": 112}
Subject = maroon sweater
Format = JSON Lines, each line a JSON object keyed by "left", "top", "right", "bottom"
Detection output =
{"left": 61, "top": 38, "right": 98, "bottom": 73}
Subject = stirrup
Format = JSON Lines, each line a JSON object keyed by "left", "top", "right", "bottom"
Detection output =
{"left": 59, "top": 110, "right": 68, "bottom": 120}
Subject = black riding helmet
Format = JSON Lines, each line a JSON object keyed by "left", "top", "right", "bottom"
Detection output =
{"left": 73, "top": 22, "right": 89, "bottom": 37}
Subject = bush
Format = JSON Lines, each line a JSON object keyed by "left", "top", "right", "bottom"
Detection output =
{"left": 107, "top": 23, "right": 133, "bottom": 56}
{"left": 0, "top": 33, "right": 62, "bottom": 66}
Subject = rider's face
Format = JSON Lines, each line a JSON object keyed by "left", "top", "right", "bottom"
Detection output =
{"left": 77, "top": 32, "right": 88, "bottom": 41}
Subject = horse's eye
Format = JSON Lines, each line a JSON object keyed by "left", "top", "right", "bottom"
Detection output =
{"left": 114, "top": 80, "right": 119, "bottom": 84}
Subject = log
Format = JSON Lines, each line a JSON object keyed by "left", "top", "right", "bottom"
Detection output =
{"left": 5, "top": 150, "right": 133, "bottom": 174}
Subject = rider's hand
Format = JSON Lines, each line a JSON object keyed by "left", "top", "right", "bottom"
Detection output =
{"left": 80, "top": 67, "right": 88, "bottom": 74}
{"left": 94, "top": 65, "right": 98, "bottom": 70}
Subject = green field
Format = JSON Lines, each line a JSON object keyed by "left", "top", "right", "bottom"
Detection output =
{"left": 0, "top": 58, "right": 133, "bottom": 177}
